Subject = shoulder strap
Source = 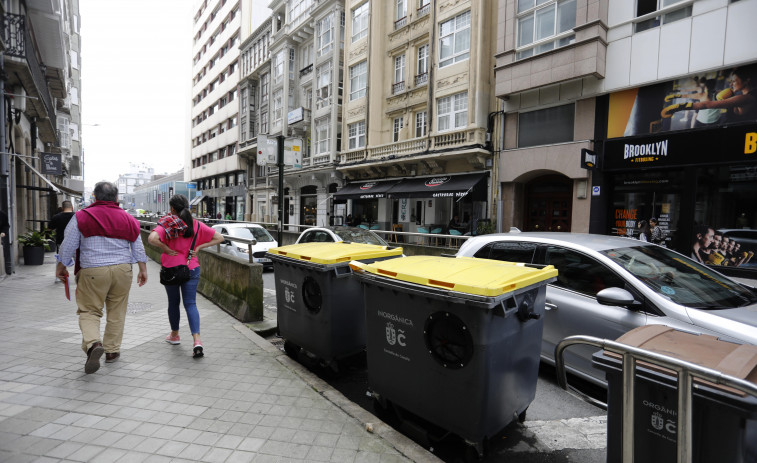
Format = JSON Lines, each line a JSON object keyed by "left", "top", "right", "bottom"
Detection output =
{"left": 186, "top": 223, "right": 200, "bottom": 264}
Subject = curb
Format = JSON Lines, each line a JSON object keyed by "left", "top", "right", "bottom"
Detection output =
{"left": 232, "top": 324, "right": 442, "bottom": 463}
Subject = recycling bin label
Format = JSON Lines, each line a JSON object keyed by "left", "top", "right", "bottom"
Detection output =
{"left": 377, "top": 309, "right": 414, "bottom": 362}
{"left": 279, "top": 278, "right": 298, "bottom": 312}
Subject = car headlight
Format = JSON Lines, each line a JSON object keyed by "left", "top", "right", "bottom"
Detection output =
{"left": 236, "top": 246, "right": 250, "bottom": 253}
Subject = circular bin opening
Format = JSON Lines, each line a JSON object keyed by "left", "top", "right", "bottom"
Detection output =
{"left": 302, "top": 276, "right": 322, "bottom": 314}
{"left": 424, "top": 311, "right": 474, "bottom": 369}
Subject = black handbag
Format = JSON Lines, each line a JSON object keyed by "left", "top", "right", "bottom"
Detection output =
{"left": 159, "top": 224, "right": 199, "bottom": 286}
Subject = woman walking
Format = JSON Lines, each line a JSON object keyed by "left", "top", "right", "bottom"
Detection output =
{"left": 148, "top": 195, "right": 223, "bottom": 357}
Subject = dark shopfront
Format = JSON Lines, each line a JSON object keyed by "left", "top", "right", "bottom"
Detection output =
{"left": 602, "top": 123, "right": 757, "bottom": 277}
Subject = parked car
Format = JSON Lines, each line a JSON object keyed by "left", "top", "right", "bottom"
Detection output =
{"left": 455, "top": 231, "right": 757, "bottom": 386}
{"left": 211, "top": 223, "right": 278, "bottom": 269}
{"left": 295, "top": 226, "right": 388, "bottom": 246}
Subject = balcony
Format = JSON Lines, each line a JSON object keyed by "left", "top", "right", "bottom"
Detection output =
{"left": 414, "top": 73, "right": 428, "bottom": 86}
{"left": 338, "top": 127, "right": 487, "bottom": 165}
{"left": 299, "top": 63, "right": 313, "bottom": 77}
{"left": 417, "top": 4, "right": 430, "bottom": 18}
{"left": 394, "top": 16, "right": 407, "bottom": 30}
{"left": 3, "top": 13, "right": 57, "bottom": 145}
{"left": 392, "top": 81, "right": 405, "bottom": 95}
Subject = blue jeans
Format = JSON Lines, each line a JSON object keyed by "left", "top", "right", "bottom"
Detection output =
{"left": 164, "top": 266, "right": 201, "bottom": 334}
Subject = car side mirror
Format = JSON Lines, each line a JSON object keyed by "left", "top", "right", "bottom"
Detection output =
{"left": 596, "top": 287, "right": 641, "bottom": 309}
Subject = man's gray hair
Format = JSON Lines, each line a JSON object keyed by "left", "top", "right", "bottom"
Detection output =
{"left": 93, "top": 181, "right": 119, "bottom": 202}
{"left": 61, "top": 200, "right": 73, "bottom": 209}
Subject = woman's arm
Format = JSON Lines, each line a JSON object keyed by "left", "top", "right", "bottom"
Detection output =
{"left": 195, "top": 231, "right": 225, "bottom": 251}
{"left": 148, "top": 230, "right": 178, "bottom": 256}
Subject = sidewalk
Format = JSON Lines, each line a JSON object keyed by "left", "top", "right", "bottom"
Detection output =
{"left": 0, "top": 254, "right": 438, "bottom": 462}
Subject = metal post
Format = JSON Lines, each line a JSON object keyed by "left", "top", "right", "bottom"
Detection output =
{"left": 0, "top": 51, "right": 12, "bottom": 275}
{"left": 277, "top": 135, "right": 284, "bottom": 245}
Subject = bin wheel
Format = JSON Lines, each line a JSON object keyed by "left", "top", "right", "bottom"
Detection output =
{"left": 283, "top": 340, "right": 301, "bottom": 359}
{"left": 518, "top": 408, "right": 527, "bottom": 423}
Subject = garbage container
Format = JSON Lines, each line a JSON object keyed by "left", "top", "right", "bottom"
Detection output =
{"left": 593, "top": 325, "right": 757, "bottom": 463}
{"left": 267, "top": 242, "right": 403, "bottom": 365}
{"left": 350, "top": 255, "right": 557, "bottom": 454}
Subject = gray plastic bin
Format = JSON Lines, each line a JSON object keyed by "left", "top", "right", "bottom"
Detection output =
{"left": 351, "top": 256, "right": 557, "bottom": 455}
{"left": 267, "top": 242, "right": 402, "bottom": 365}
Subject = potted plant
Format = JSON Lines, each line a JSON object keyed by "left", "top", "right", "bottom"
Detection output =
{"left": 41, "top": 227, "right": 56, "bottom": 252}
{"left": 18, "top": 230, "right": 50, "bottom": 265}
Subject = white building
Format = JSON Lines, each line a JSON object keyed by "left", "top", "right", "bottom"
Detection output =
{"left": 115, "top": 162, "right": 155, "bottom": 205}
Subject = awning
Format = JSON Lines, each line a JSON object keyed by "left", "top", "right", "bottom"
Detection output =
{"left": 387, "top": 173, "right": 488, "bottom": 201}
{"left": 333, "top": 180, "right": 401, "bottom": 200}
{"left": 189, "top": 195, "right": 207, "bottom": 206}
{"left": 16, "top": 155, "right": 61, "bottom": 194}
{"left": 51, "top": 181, "right": 83, "bottom": 198}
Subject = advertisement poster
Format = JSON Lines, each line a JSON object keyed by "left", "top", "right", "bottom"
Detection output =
{"left": 607, "top": 64, "right": 757, "bottom": 139}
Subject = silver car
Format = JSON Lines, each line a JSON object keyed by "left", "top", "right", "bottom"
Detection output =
{"left": 211, "top": 223, "right": 278, "bottom": 270}
{"left": 455, "top": 232, "right": 757, "bottom": 386}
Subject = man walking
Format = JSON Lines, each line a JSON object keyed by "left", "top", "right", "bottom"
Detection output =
{"left": 55, "top": 182, "right": 148, "bottom": 374}
{"left": 50, "top": 200, "right": 75, "bottom": 253}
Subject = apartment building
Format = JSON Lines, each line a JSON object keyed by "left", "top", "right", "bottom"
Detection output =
{"left": 336, "top": 0, "right": 501, "bottom": 234}
{"left": 115, "top": 162, "right": 155, "bottom": 207}
{"left": 237, "top": 0, "right": 345, "bottom": 228}
{"left": 495, "top": 0, "right": 757, "bottom": 278}
{"left": 1, "top": 0, "right": 80, "bottom": 272}
{"left": 189, "top": 0, "right": 246, "bottom": 220}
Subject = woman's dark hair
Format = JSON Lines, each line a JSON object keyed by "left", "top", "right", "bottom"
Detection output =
{"left": 169, "top": 194, "right": 193, "bottom": 237}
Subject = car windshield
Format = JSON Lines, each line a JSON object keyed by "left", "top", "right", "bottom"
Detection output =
{"left": 229, "top": 227, "right": 275, "bottom": 242}
{"left": 333, "top": 228, "right": 387, "bottom": 245}
{"left": 600, "top": 245, "right": 757, "bottom": 309}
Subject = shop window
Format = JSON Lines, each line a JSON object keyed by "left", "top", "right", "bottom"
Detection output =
{"left": 518, "top": 104, "right": 574, "bottom": 148}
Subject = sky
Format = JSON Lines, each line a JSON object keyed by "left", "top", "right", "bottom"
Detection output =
{"left": 79, "top": 0, "right": 194, "bottom": 189}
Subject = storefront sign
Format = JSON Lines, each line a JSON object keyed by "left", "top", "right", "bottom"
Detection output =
{"left": 604, "top": 125, "right": 757, "bottom": 171}
{"left": 40, "top": 152, "right": 62, "bottom": 175}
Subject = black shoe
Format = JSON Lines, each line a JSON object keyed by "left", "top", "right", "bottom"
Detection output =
{"left": 85, "top": 342, "right": 104, "bottom": 374}
{"left": 105, "top": 352, "right": 120, "bottom": 363}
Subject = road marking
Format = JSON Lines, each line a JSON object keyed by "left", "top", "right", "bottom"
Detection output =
{"left": 516, "top": 416, "right": 607, "bottom": 452}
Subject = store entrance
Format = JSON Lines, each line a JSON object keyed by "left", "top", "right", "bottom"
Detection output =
{"left": 524, "top": 175, "right": 572, "bottom": 232}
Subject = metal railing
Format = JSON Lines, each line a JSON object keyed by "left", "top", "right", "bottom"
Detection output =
{"left": 555, "top": 335, "right": 757, "bottom": 463}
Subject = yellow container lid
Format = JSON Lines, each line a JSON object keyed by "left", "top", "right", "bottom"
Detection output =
{"left": 350, "top": 256, "right": 557, "bottom": 297}
{"left": 268, "top": 242, "right": 403, "bottom": 265}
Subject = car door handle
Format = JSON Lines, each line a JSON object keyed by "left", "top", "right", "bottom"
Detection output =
{"left": 545, "top": 302, "right": 557, "bottom": 311}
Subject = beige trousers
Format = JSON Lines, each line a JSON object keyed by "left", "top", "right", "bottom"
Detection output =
{"left": 75, "top": 263, "right": 133, "bottom": 354}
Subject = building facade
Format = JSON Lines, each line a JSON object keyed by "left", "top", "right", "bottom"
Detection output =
{"left": 1, "top": 0, "right": 81, "bottom": 273}
{"left": 495, "top": 0, "right": 757, "bottom": 277}
{"left": 115, "top": 162, "right": 155, "bottom": 206}
{"left": 189, "top": 0, "right": 246, "bottom": 220}
{"left": 125, "top": 171, "right": 197, "bottom": 215}
{"left": 335, "top": 0, "right": 501, "bottom": 235}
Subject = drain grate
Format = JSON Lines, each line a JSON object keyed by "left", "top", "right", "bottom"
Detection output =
{"left": 269, "top": 337, "right": 285, "bottom": 352}
{"left": 127, "top": 302, "right": 153, "bottom": 314}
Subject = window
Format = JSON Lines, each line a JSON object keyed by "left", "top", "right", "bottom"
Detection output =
{"left": 415, "top": 111, "right": 427, "bottom": 137}
{"left": 349, "top": 61, "right": 367, "bottom": 101}
{"left": 316, "top": 62, "right": 332, "bottom": 108}
{"left": 301, "top": 44, "right": 314, "bottom": 70}
{"left": 516, "top": 0, "right": 575, "bottom": 60}
{"left": 437, "top": 92, "right": 467, "bottom": 132}
{"left": 260, "top": 73, "right": 269, "bottom": 104}
{"left": 241, "top": 115, "right": 247, "bottom": 140}
{"left": 473, "top": 241, "right": 538, "bottom": 263}
{"left": 315, "top": 117, "right": 330, "bottom": 155}
{"left": 544, "top": 246, "right": 624, "bottom": 297}
{"left": 260, "top": 110, "right": 268, "bottom": 133}
{"left": 416, "top": 44, "right": 429, "bottom": 85}
{"left": 393, "top": 54, "right": 405, "bottom": 94}
{"left": 439, "top": 11, "right": 470, "bottom": 67}
{"left": 517, "top": 103, "right": 574, "bottom": 148}
{"left": 393, "top": 117, "right": 403, "bottom": 142}
{"left": 635, "top": 0, "right": 691, "bottom": 32}
{"left": 272, "top": 89, "right": 283, "bottom": 125}
{"left": 317, "top": 14, "right": 334, "bottom": 57}
{"left": 352, "top": 2, "right": 369, "bottom": 43}
{"left": 273, "top": 49, "right": 285, "bottom": 83}
{"left": 396, "top": 0, "right": 406, "bottom": 20}
{"left": 348, "top": 121, "right": 366, "bottom": 149}
{"left": 289, "top": 48, "right": 296, "bottom": 80}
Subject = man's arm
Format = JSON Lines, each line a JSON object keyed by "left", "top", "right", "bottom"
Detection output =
{"left": 130, "top": 233, "right": 149, "bottom": 286}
